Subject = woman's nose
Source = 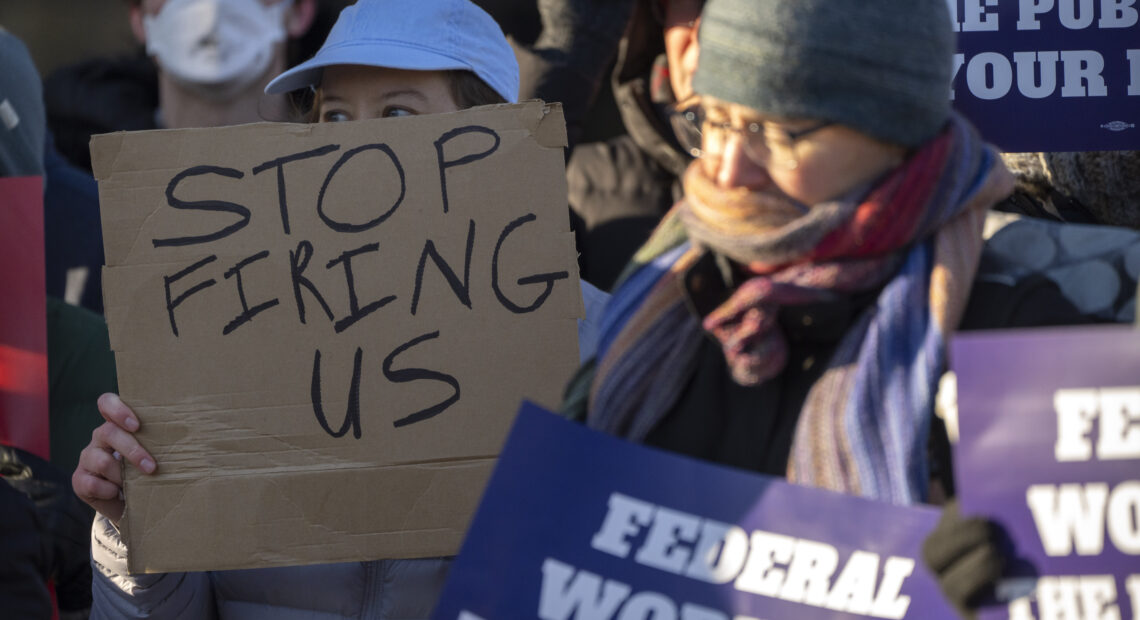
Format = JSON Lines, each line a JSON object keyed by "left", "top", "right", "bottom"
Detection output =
{"left": 713, "top": 134, "right": 771, "bottom": 190}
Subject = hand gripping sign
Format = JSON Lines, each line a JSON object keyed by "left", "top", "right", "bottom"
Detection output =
{"left": 953, "top": 325, "right": 1140, "bottom": 620}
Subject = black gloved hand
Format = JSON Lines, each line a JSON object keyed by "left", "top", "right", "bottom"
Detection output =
{"left": 922, "top": 500, "right": 1006, "bottom": 620}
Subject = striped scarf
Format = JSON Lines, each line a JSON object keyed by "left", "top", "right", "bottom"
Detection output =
{"left": 570, "top": 114, "right": 1013, "bottom": 505}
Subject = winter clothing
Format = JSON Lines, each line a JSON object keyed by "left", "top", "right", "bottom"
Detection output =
{"left": 2, "top": 445, "right": 95, "bottom": 618}
{"left": 560, "top": 0, "right": 694, "bottom": 291}
{"left": 922, "top": 500, "right": 1005, "bottom": 620}
{"left": 86, "top": 294, "right": 603, "bottom": 619}
{"left": 694, "top": 0, "right": 954, "bottom": 148}
{"left": 515, "top": 0, "right": 635, "bottom": 151}
{"left": 44, "top": 137, "right": 106, "bottom": 314}
{"left": 91, "top": 515, "right": 449, "bottom": 620}
{"left": 0, "top": 28, "right": 46, "bottom": 178}
{"left": 266, "top": 0, "right": 520, "bottom": 103}
{"left": 47, "top": 297, "right": 118, "bottom": 475}
{"left": 568, "top": 113, "right": 1016, "bottom": 505}
{"left": 0, "top": 479, "right": 52, "bottom": 619}
{"left": 43, "top": 52, "right": 160, "bottom": 173}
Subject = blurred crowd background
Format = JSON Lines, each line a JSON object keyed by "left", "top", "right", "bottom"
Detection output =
{"left": 0, "top": 1, "right": 624, "bottom": 143}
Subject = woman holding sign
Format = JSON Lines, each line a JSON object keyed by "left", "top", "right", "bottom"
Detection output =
{"left": 73, "top": 0, "right": 605, "bottom": 618}
{"left": 561, "top": 0, "right": 1102, "bottom": 616}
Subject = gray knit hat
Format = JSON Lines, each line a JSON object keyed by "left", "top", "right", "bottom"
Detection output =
{"left": 693, "top": 0, "right": 955, "bottom": 148}
{"left": 0, "top": 27, "right": 45, "bottom": 178}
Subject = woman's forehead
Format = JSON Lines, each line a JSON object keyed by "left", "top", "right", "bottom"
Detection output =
{"left": 319, "top": 65, "right": 452, "bottom": 104}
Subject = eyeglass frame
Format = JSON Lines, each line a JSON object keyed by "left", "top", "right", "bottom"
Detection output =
{"left": 676, "top": 105, "right": 835, "bottom": 167}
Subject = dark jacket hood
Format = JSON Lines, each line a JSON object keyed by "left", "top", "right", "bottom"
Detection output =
{"left": 43, "top": 51, "right": 159, "bottom": 173}
{"left": 611, "top": 0, "right": 693, "bottom": 179}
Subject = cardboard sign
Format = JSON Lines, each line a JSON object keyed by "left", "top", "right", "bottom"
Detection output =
{"left": 434, "top": 403, "right": 958, "bottom": 620}
{"left": 950, "top": 0, "right": 1139, "bottom": 151}
{"left": 91, "top": 102, "right": 583, "bottom": 573}
{"left": 953, "top": 326, "right": 1140, "bottom": 620}
{"left": 0, "top": 176, "right": 49, "bottom": 460}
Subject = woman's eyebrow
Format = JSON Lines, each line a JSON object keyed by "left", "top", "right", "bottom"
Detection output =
{"left": 378, "top": 89, "right": 429, "bottom": 103}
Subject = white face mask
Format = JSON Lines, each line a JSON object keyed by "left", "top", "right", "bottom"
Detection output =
{"left": 143, "top": 0, "right": 289, "bottom": 99}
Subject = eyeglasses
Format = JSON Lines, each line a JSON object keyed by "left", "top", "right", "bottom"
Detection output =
{"left": 677, "top": 105, "right": 834, "bottom": 169}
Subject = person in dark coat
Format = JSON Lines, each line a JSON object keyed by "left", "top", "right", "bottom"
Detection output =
{"left": 1, "top": 446, "right": 95, "bottom": 620}
{"left": 516, "top": 0, "right": 702, "bottom": 291}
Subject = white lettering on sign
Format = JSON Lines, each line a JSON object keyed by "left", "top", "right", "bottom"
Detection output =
{"left": 538, "top": 558, "right": 762, "bottom": 620}
{"left": 1014, "top": 51, "right": 1061, "bottom": 98}
{"left": 948, "top": 0, "right": 1002, "bottom": 31}
{"left": 1027, "top": 482, "right": 1140, "bottom": 556}
{"left": 1054, "top": 388, "right": 1140, "bottom": 462}
{"left": 539, "top": 559, "right": 630, "bottom": 619}
{"left": 1018, "top": 0, "right": 1138, "bottom": 28}
{"left": 1060, "top": 0, "right": 1098, "bottom": 29}
{"left": 1100, "top": 0, "right": 1139, "bottom": 27}
{"left": 967, "top": 52, "right": 1016, "bottom": 99}
{"left": 951, "top": 50, "right": 1109, "bottom": 100}
{"left": 1006, "top": 575, "right": 1127, "bottom": 619}
{"left": 1019, "top": 0, "right": 1056, "bottom": 29}
{"left": 588, "top": 492, "right": 916, "bottom": 619}
{"left": 1128, "top": 575, "right": 1140, "bottom": 617}
{"left": 1062, "top": 51, "right": 1110, "bottom": 96}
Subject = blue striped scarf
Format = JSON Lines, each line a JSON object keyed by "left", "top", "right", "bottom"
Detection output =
{"left": 572, "top": 115, "right": 1013, "bottom": 505}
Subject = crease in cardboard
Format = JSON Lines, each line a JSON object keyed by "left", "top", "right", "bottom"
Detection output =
{"left": 399, "top": 466, "right": 444, "bottom": 530}
{"left": 132, "top": 456, "right": 499, "bottom": 482}
{"left": 102, "top": 102, "right": 577, "bottom": 572}
{"left": 90, "top": 132, "right": 125, "bottom": 181}
{"left": 123, "top": 207, "right": 176, "bottom": 265}
{"left": 127, "top": 479, "right": 189, "bottom": 571}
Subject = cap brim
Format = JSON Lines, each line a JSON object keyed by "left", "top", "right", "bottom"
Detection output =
{"left": 265, "top": 42, "right": 474, "bottom": 95}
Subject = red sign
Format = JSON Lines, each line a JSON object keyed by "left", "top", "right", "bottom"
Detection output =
{"left": 0, "top": 176, "right": 49, "bottom": 459}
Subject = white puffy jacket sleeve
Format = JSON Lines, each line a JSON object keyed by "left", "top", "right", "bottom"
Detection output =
{"left": 89, "top": 515, "right": 216, "bottom": 620}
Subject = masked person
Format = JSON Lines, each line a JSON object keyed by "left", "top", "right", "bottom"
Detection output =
{"left": 39, "top": 0, "right": 330, "bottom": 315}
{"left": 73, "top": 1, "right": 605, "bottom": 617}
{"left": 44, "top": 0, "right": 324, "bottom": 173}
{"left": 1, "top": 27, "right": 113, "bottom": 620}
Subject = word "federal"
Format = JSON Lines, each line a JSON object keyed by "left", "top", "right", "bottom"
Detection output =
{"left": 559, "top": 492, "right": 918, "bottom": 619}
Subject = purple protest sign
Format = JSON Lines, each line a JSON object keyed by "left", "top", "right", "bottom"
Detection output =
{"left": 953, "top": 325, "right": 1140, "bottom": 620}
{"left": 433, "top": 403, "right": 957, "bottom": 619}
{"left": 950, "top": 0, "right": 1139, "bottom": 152}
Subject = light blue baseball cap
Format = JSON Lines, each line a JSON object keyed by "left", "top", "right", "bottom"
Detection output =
{"left": 265, "top": 0, "right": 519, "bottom": 103}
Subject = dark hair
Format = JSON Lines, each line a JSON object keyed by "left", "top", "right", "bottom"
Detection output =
{"left": 304, "top": 68, "right": 506, "bottom": 122}
{"left": 445, "top": 70, "right": 507, "bottom": 108}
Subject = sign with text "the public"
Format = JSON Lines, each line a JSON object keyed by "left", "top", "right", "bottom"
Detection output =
{"left": 950, "top": 0, "right": 1139, "bottom": 151}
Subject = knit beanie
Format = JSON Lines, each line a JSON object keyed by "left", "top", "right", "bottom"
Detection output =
{"left": 693, "top": 0, "right": 955, "bottom": 148}
{"left": 0, "top": 27, "right": 45, "bottom": 178}
{"left": 1003, "top": 150, "right": 1140, "bottom": 229}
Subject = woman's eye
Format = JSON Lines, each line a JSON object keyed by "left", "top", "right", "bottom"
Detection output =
{"left": 382, "top": 107, "right": 415, "bottom": 118}
{"left": 321, "top": 109, "right": 350, "bottom": 123}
